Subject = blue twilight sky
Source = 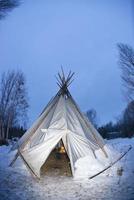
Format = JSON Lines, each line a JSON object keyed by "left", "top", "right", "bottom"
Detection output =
{"left": 0, "top": 0, "right": 133, "bottom": 126}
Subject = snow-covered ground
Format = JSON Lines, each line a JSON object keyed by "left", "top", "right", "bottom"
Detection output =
{"left": 0, "top": 138, "right": 134, "bottom": 200}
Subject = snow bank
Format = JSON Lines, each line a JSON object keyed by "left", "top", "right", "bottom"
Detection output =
{"left": 0, "top": 144, "right": 29, "bottom": 177}
{"left": 0, "top": 145, "right": 14, "bottom": 168}
{"left": 74, "top": 138, "right": 133, "bottom": 180}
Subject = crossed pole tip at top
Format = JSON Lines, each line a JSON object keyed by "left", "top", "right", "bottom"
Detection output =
{"left": 55, "top": 67, "right": 75, "bottom": 90}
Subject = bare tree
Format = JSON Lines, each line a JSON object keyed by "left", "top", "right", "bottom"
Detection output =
{"left": 117, "top": 43, "right": 134, "bottom": 100}
{"left": 86, "top": 108, "right": 97, "bottom": 127}
{"left": 0, "top": 0, "right": 20, "bottom": 19}
{"left": 0, "top": 70, "right": 28, "bottom": 140}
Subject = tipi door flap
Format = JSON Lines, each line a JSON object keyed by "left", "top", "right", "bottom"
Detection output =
{"left": 21, "top": 131, "right": 65, "bottom": 178}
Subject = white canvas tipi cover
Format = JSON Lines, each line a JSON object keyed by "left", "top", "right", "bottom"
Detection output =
{"left": 11, "top": 71, "right": 108, "bottom": 178}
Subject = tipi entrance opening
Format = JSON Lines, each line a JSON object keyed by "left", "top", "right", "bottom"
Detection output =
{"left": 40, "top": 139, "right": 72, "bottom": 176}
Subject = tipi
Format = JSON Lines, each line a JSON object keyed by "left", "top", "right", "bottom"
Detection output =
{"left": 11, "top": 70, "right": 108, "bottom": 178}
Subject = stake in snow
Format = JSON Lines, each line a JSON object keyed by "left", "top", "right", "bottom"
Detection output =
{"left": 10, "top": 70, "right": 131, "bottom": 179}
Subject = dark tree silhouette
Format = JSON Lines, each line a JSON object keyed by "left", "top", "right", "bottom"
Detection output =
{"left": 118, "top": 43, "right": 134, "bottom": 100}
{"left": 0, "top": 0, "right": 20, "bottom": 19}
{"left": 121, "top": 101, "right": 134, "bottom": 137}
{"left": 0, "top": 70, "right": 28, "bottom": 141}
{"left": 86, "top": 108, "right": 97, "bottom": 127}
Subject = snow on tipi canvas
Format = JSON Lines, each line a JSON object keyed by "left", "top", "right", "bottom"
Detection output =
{"left": 10, "top": 70, "right": 109, "bottom": 179}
